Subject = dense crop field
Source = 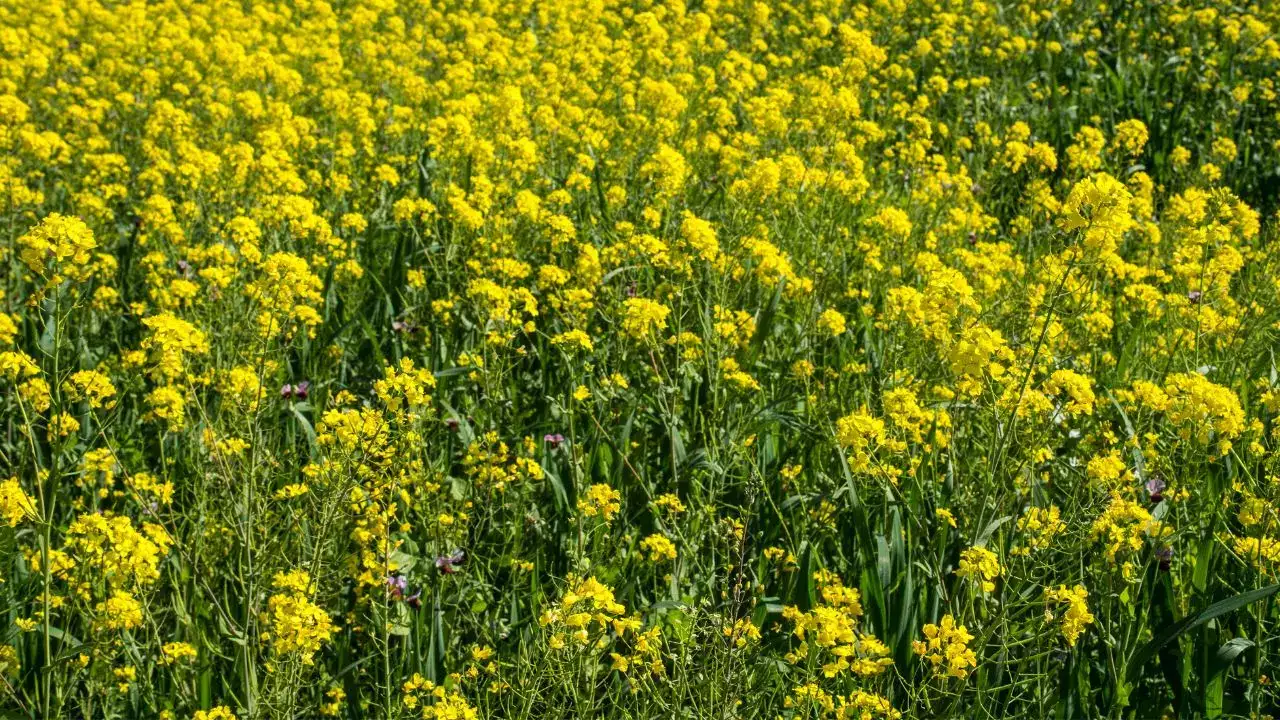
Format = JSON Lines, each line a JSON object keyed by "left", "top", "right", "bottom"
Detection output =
{"left": 4, "top": 0, "right": 1280, "bottom": 718}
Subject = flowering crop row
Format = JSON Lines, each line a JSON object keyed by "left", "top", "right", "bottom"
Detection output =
{"left": 2, "top": 0, "right": 1280, "bottom": 718}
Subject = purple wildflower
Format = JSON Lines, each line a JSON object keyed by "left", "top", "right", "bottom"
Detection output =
{"left": 435, "top": 549, "right": 467, "bottom": 574}
{"left": 1145, "top": 476, "right": 1166, "bottom": 502}
{"left": 386, "top": 575, "right": 408, "bottom": 594}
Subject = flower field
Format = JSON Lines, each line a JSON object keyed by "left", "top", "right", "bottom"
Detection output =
{"left": 4, "top": 0, "right": 1280, "bottom": 717}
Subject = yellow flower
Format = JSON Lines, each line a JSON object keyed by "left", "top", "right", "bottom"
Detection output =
{"left": 66, "top": 512, "right": 169, "bottom": 589}
{"left": 63, "top": 370, "right": 117, "bottom": 409}
{"left": 0, "top": 478, "right": 36, "bottom": 526}
{"left": 247, "top": 253, "right": 325, "bottom": 338}
{"left": 620, "top": 298, "right": 671, "bottom": 341}
{"left": 140, "top": 313, "right": 208, "bottom": 382}
{"left": 956, "top": 546, "right": 1003, "bottom": 593}
{"left": 17, "top": 213, "right": 97, "bottom": 279}
{"left": 1016, "top": 506, "right": 1066, "bottom": 553}
{"left": 720, "top": 358, "right": 761, "bottom": 392}
{"left": 161, "top": 642, "right": 198, "bottom": 665}
{"left": 679, "top": 212, "right": 720, "bottom": 264}
{"left": 1091, "top": 494, "right": 1170, "bottom": 578}
{"left": 1085, "top": 451, "right": 1128, "bottom": 490}
{"left": 264, "top": 588, "right": 335, "bottom": 665}
{"left": 577, "top": 484, "right": 621, "bottom": 522}
{"left": 0, "top": 645, "right": 19, "bottom": 678}
{"left": 935, "top": 508, "right": 957, "bottom": 528}
{"left": 1043, "top": 369, "right": 1096, "bottom": 417}
{"left": 817, "top": 308, "right": 847, "bottom": 337}
{"left": 913, "top": 614, "right": 977, "bottom": 678}
{"left": 145, "top": 386, "right": 188, "bottom": 432}
{"left": 551, "top": 329, "right": 594, "bottom": 353}
{"left": 652, "top": 493, "right": 686, "bottom": 514}
{"left": 1058, "top": 172, "right": 1134, "bottom": 256}
{"left": 272, "top": 569, "right": 313, "bottom": 596}
{"left": 722, "top": 618, "right": 761, "bottom": 649}
{"left": 97, "top": 591, "right": 144, "bottom": 631}
{"left": 835, "top": 409, "right": 886, "bottom": 472}
{"left": 0, "top": 313, "right": 16, "bottom": 347}
{"left": 1163, "top": 372, "right": 1245, "bottom": 449}
{"left": 1112, "top": 119, "right": 1149, "bottom": 156}
{"left": 47, "top": 412, "right": 80, "bottom": 440}
{"left": 191, "top": 707, "right": 237, "bottom": 720}
{"left": 639, "top": 533, "right": 677, "bottom": 562}
{"left": 1044, "top": 585, "right": 1095, "bottom": 647}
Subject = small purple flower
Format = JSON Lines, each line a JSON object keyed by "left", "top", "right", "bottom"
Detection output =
{"left": 445, "top": 418, "right": 460, "bottom": 432}
{"left": 435, "top": 549, "right": 467, "bottom": 575}
{"left": 387, "top": 575, "right": 424, "bottom": 606}
{"left": 544, "top": 433, "right": 565, "bottom": 449}
{"left": 1157, "top": 546, "right": 1174, "bottom": 571}
{"left": 176, "top": 259, "right": 192, "bottom": 277}
{"left": 280, "top": 384, "right": 294, "bottom": 399}
{"left": 1145, "top": 476, "right": 1166, "bottom": 503}
{"left": 1187, "top": 290, "right": 1202, "bottom": 304}
{"left": 294, "top": 381, "right": 310, "bottom": 400}
{"left": 386, "top": 574, "right": 408, "bottom": 595}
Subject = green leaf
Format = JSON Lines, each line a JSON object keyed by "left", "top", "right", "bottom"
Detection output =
{"left": 1206, "top": 637, "right": 1255, "bottom": 718}
{"left": 289, "top": 403, "right": 317, "bottom": 449}
{"left": 45, "top": 625, "right": 81, "bottom": 647}
{"left": 834, "top": 445, "right": 875, "bottom": 569}
{"left": 1127, "top": 583, "right": 1280, "bottom": 683}
{"left": 357, "top": 314, "right": 387, "bottom": 368}
{"left": 876, "top": 535, "right": 891, "bottom": 590}
{"left": 426, "top": 602, "right": 447, "bottom": 683}
{"left": 835, "top": 443, "right": 881, "bottom": 629}
{"left": 1146, "top": 568, "right": 1185, "bottom": 714}
{"left": 1106, "top": 390, "right": 1147, "bottom": 481}
{"left": 976, "top": 515, "right": 1013, "bottom": 546}
{"left": 795, "top": 542, "right": 817, "bottom": 611}
{"left": 748, "top": 279, "right": 784, "bottom": 359}
{"left": 437, "top": 400, "right": 475, "bottom": 445}
{"left": 389, "top": 602, "right": 412, "bottom": 637}
{"left": 893, "top": 544, "right": 916, "bottom": 669}
{"left": 388, "top": 549, "right": 417, "bottom": 574}
{"left": 1209, "top": 637, "right": 1255, "bottom": 676}
{"left": 662, "top": 606, "right": 693, "bottom": 644}
{"left": 592, "top": 443, "right": 614, "bottom": 484}
{"left": 1192, "top": 537, "right": 1215, "bottom": 593}
{"left": 542, "top": 463, "right": 569, "bottom": 514}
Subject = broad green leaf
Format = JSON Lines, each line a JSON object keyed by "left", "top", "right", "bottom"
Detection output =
{"left": 1127, "top": 583, "right": 1280, "bottom": 683}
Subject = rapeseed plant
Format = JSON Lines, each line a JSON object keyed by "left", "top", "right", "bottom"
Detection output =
{"left": 1, "top": 0, "right": 1280, "bottom": 717}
